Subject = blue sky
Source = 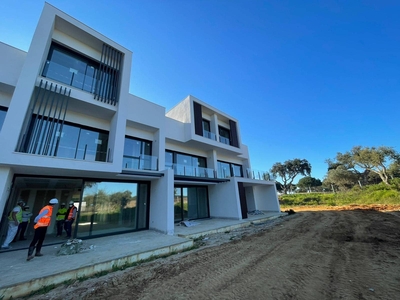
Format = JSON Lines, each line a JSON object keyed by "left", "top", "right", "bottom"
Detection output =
{"left": 1, "top": 0, "right": 399, "bottom": 182}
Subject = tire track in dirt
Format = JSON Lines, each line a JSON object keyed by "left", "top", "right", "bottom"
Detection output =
{"left": 22, "top": 209, "right": 400, "bottom": 300}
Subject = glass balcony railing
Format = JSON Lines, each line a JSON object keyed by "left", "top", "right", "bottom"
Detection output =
{"left": 167, "top": 164, "right": 216, "bottom": 178}
{"left": 123, "top": 154, "right": 158, "bottom": 171}
{"left": 42, "top": 60, "right": 98, "bottom": 93}
{"left": 219, "top": 136, "right": 230, "bottom": 145}
{"left": 203, "top": 130, "right": 217, "bottom": 141}
{"left": 245, "top": 169, "right": 276, "bottom": 181}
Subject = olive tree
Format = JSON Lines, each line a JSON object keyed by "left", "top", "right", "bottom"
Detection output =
{"left": 270, "top": 159, "right": 312, "bottom": 194}
{"left": 329, "top": 146, "right": 400, "bottom": 185}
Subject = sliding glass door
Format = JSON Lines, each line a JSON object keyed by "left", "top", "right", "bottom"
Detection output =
{"left": 174, "top": 186, "right": 209, "bottom": 222}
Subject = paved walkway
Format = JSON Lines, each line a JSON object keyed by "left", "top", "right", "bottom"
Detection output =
{"left": 0, "top": 212, "right": 283, "bottom": 299}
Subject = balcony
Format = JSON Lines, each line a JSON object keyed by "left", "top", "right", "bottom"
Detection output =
{"left": 123, "top": 154, "right": 158, "bottom": 171}
{"left": 219, "top": 136, "right": 230, "bottom": 145}
{"left": 202, "top": 130, "right": 217, "bottom": 141}
{"left": 43, "top": 60, "right": 98, "bottom": 94}
{"left": 245, "top": 169, "right": 276, "bottom": 181}
{"left": 168, "top": 164, "right": 216, "bottom": 178}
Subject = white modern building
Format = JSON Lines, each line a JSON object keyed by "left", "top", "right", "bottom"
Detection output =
{"left": 0, "top": 3, "right": 279, "bottom": 246}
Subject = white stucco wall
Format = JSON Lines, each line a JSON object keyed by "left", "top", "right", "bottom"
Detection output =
{"left": 208, "top": 181, "right": 241, "bottom": 219}
{"left": 254, "top": 184, "right": 280, "bottom": 212}
{"left": 149, "top": 169, "right": 174, "bottom": 234}
{"left": 0, "top": 42, "right": 26, "bottom": 88}
{"left": 165, "top": 96, "right": 191, "bottom": 123}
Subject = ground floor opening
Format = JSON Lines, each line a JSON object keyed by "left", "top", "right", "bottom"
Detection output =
{"left": 174, "top": 186, "right": 209, "bottom": 223}
{"left": 0, "top": 175, "right": 150, "bottom": 251}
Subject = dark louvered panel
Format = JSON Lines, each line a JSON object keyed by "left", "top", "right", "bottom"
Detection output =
{"left": 193, "top": 101, "right": 203, "bottom": 136}
{"left": 229, "top": 119, "right": 239, "bottom": 148}
{"left": 94, "top": 43, "right": 122, "bottom": 106}
{"left": 18, "top": 79, "right": 71, "bottom": 156}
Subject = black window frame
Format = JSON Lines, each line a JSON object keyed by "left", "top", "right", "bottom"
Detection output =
{"left": 217, "top": 160, "right": 243, "bottom": 178}
{"left": 0, "top": 106, "right": 8, "bottom": 132}
{"left": 42, "top": 42, "right": 100, "bottom": 93}
{"left": 21, "top": 114, "right": 109, "bottom": 162}
{"left": 165, "top": 150, "right": 207, "bottom": 169}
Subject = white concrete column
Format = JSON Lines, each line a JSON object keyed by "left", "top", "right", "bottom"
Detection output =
{"left": 149, "top": 169, "right": 174, "bottom": 235}
{"left": 0, "top": 167, "right": 14, "bottom": 218}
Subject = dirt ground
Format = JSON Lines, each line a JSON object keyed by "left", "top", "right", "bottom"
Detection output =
{"left": 24, "top": 205, "right": 400, "bottom": 300}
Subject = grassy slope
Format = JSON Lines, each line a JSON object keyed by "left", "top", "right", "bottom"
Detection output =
{"left": 279, "top": 183, "right": 400, "bottom": 209}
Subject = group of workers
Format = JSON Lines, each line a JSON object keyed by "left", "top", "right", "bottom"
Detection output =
{"left": 1, "top": 199, "right": 77, "bottom": 261}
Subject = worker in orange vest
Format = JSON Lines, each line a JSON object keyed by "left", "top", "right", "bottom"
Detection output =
{"left": 64, "top": 201, "right": 77, "bottom": 239}
{"left": 27, "top": 198, "right": 58, "bottom": 261}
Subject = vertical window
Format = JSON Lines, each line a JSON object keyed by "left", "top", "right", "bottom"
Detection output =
{"left": 123, "top": 137, "right": 154, "bottom": 170}
{"left": 202, "top": 119, "right": 216, "bottom": 140}
{"left": 165, "top": 151, "right": 173, "bottom": 169}
{"left": 217, "top": 161, "right": 231, "bottom": 178}
{"left": 218, "top": 126, "right": 231, "bottom": 145}
{"left": 202, "top": 119, "right": 210, "bottom": 132}
{"left": 174, "top": 186, "right": 209, "bottom": 222}
{"left": 0, "top": 106, "right": 7, "bottom": 131}
{"left": 76, "top": 129, "right": 108, "bottom": 162}
{"left": 217, "top": 161, "right": 243, "bottom": 178}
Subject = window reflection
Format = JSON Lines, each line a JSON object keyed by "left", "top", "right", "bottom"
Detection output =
{"left": 23, "top": 115, "right": 108, "bottom": 162}
{"left": 217, "top": 161, "right": 243, "bottom": 178}
{"left": 123, "top": 137, "right": 155, "bottom": 170}
{"left": 78, "top": 181, "right": 148, "bottom": 237}
{"left": 42, "top": 43, "right": 99, "bottom": 94}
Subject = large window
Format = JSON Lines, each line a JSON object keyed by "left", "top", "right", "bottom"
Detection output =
{"left": 22, "top": 116, "right": 109, "bottom": 162}
{"left": 78, "top": 181, "right": 149, "bottom": 237}
{"left": 0, "top": 106, "right": 7, "bottom": 131}
{"left": 42, "top": 43, "right": 99, "bottom": 93}
{"left": 123, "top": 137, "right": 156, "bottom": 170}
{"left": 174, "top": 186, "right": 209, "bottom": 222}
{"left": 166, "top": 151, "right": 208, "bottom": 177}
{"left": 202, "top": 119, "right": 210, "bottom": 132}
{"left": 202, "top": 119, "right": 216, "bottom": 140}
{"left": 217, "top": 161, "right": 243, "bottom": 178}
{"left": 218, "top": 126, "right": 231, "bottom": 145}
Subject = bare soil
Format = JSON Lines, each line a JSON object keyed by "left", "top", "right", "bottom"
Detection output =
{"left": 25, "top": 205, "right": 400, "bottom": 300}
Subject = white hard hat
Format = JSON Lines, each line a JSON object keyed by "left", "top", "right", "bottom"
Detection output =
{"left": 69, "top": 201, "right": 74, "bottom": 205}
{"left": 49, "top": 198, "right": 59, "bottom": 204}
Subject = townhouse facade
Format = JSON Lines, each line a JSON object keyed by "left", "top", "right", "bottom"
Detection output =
{"left": 0, "top": 3, "right": 280, "bottom": 245}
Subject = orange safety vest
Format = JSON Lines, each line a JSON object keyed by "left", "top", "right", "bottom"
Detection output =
{"left": 67, "top": 206, "right": 76, "bottom": 220}
{"left": 34, "top": 205, "right": 53, "bottom": 229}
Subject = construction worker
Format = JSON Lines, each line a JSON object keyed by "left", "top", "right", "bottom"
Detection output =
{"left": 1, "top": 200, "right": 25, "bottom": 250}
{"left": 64, "top": 201, "right": 77, "bottom": 239}
{"left": 56, "top": 203, "right": 67, "bottom": 237}
{"left": 14, "top": 205, "right": 33, "bottom": 241}
{"left": 27, "top": 198, "right": 58, "bottom": 261}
